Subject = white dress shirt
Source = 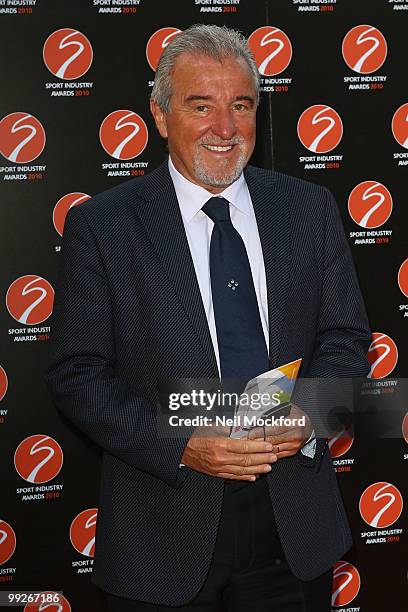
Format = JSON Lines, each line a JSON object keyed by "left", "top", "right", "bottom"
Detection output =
{"left": 168, "top": 156, "right": 315, "bottom": 458}
{"left": 168, "top": 155, "right": 268, "bottom": 375}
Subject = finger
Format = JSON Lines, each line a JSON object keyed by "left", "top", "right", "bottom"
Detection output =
{"left": 224, "top": 451, "right": 277, "bottom": 467}
{"left": 274, "top": 449, "right": 299, "bottom": 459}
{"left": 265, "top": 430, "right": 303, "bottom": 445}
{"left": 218, "top": 472, "right": 258, "bottom": 482}
{"left": 250, "top": 430, "right": 296, "bottom": 444}
{"left": 248, "top": 425, "right": 288, "bottom": 440}
{"left": 195, "top": 467, "right": 258, "bottom": 482}
{"left": 248, "top": 424, "right": 293, "bottom": 439}
{"left": 268, "top": 443, "right": 299, "bottom": 455}
{"left": 227, "top": 439, "right": 274, "bottom": 454}
{"left": 247, "top": 427, "right": 265, "bottom": 440}
{"left": 271, "top": 442, "right": 311, "bottom": 459}
{"left": 263, "top": 422, "right": 296, "bottom": 435}
{"left": 219, "top": 463, "right": 273, "bottom": 476}
{"left": 272, "top": 442, "right": 294, "bottom": 452}
{"left": 215, "top": 474, "right": 257, "bottom": 482}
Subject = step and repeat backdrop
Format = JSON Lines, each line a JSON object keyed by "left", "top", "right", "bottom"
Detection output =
{"left": 0, "top": 1, "right": 407, "bottom": 610}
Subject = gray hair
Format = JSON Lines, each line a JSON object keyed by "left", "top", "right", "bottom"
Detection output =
{"left": 150, "top": 24, "right": 260, "bottom": 113}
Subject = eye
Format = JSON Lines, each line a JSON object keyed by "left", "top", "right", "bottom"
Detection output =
{"left": 196, "top": 105, "right": 209, "bottom": 112}
{"left": 233, "top": 103, "right": 248, "bottom": 111}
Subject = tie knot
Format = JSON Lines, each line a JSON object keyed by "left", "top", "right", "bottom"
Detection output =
{"left": 202, "top": 197, "right": 230, "bottom": 223}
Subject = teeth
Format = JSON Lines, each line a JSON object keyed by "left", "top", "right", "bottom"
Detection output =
{"left": 203, "top": 145, "right": 233, "bottom": 151}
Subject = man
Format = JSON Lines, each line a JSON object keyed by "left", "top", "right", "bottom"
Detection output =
{"left": 45, "top": 25, "right": 371, "bottom": 611}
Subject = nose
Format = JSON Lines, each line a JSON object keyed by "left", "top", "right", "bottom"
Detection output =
{"left": 211, "top": 108, "right": 237, "bottom": 141}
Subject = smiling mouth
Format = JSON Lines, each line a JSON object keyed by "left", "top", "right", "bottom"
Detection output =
{"left": 202, "top": 144, "right": 235, "bottom": 152}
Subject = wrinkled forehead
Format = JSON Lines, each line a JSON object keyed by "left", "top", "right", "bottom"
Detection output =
{"left": 169, "top": 52, "right": 256, "bottom": 99}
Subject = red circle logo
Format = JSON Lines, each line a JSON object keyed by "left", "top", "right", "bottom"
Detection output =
{"left": 24, "top": 593, "right": 71, "bottom": 611}
{"left": 329, "top": 426, "right": 354, "bottom": 458}
{"left": 0, "top": 112, "right": 45, "bottom": 163}
{"left": 43, "top": 28, "right": 93, "bottom": 80}
{"left": 70, "top": 508, "right": 98, "bottom": 557}
{"left": 402, "top": 413, "right": 408, "bottom": 444}
{"left": 248, "top": 26, "right": 292, "bottom": 76}
{"left": 342, "top": 25, "right": 387, "bottom": 74}
{"left": 392, "top": 103, "right": 408, "bottom": 150}
{"left": 6, "top": 275, "right": 54, "bottom": 325}
{"left": 99, "top": 110, "right": 148, "bottom": 160}
{"left": 146, "top": 27, "right": 182, "bottom": 72}
{"left": 398, "top": 258, "right": 408, "bottom": 298}
{"left": 297, "top": 105, "right": 343, "bottom": 153}
{"left": 0, "top": 520, "right": 16, "bottom": 565}
{"left": 331, "top": 561, "right": 361, "bottom": 606}
{"left": 367, "top": 332, "right": 398, "bottom": 379}
{"left": 14, "top": 435, "right": 63, "bottom": 484}
{"left": 348, "top": 181, "right": 392, "bottom": 228}
{"left": 359, "top": 482, "right": 403, "bottom": 528}
{"left": 53, "top": 192, "right": 91, "bottom": 237}
{"left": 0, "top": 366, "right": 8, "bottom": 402}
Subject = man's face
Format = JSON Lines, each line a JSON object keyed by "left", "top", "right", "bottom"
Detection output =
{"left": 150, "top": 53, "right": 257, "bottom": 194}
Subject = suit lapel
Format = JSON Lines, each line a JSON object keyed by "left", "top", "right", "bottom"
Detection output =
{"left": 135, "top": 161, "right": 218, "bottom": 377}
{"left": 244, "top": 166, "right": 292, "bottom": 369}
{"left": 134, "top": 162, "right": 292, "bottom": 376}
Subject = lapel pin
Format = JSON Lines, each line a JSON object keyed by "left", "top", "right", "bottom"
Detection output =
{"left": 227, "top": 279, "right": 239, "bottom": 290}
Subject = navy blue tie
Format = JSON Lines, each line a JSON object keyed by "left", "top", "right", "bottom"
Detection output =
{"left": 202, "top": 197, "right": 269, "bottom": 386}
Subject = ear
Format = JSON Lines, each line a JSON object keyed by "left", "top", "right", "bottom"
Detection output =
{"left": 150, "top": 99, "right": 168, "bottom": 139}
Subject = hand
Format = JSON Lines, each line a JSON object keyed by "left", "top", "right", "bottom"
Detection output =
{"left": 181, "top": 425, "right": 278, "bottom": 481}
{"left": 248, "top": 404, "right": 313, "bottom": 460}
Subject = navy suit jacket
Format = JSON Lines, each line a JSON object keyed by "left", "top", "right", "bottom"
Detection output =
{"left": 45, "top": 161, "right": 371, "bottom": 605}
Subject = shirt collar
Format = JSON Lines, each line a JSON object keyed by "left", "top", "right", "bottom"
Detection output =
{"left": 168, "top": 156, "right": 251, "bottom": 223}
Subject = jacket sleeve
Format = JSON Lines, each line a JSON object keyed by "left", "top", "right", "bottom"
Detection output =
{"left": 295, "top": 187, "right": 372, "bottom": 470}
{"left": 44, "top": 203, "right": 189, "bottom": 489}
{"left": 308, "top": 187, "right": 371, "bottom": 379}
